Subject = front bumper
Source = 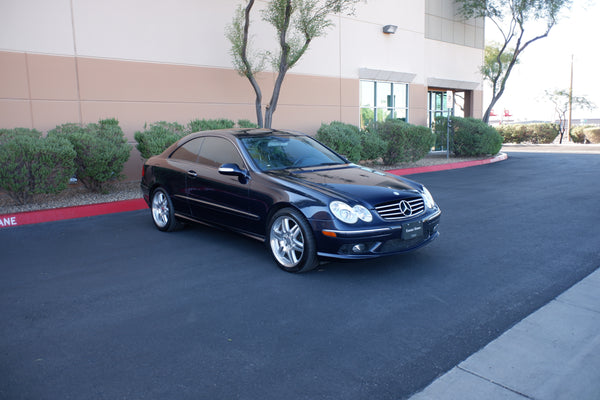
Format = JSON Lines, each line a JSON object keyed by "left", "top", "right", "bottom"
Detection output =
{"left": 311, "top": 209, "right": 441, "bottom": 259}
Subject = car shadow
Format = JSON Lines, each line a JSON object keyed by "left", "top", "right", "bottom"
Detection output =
{"left": 144, "top": 216, "right": 443, "bottom": 281}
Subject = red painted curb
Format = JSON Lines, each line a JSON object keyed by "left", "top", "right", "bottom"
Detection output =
{"left": 386, "top": 153, "right": 508, "bottom": 176}
{"left": 0, "top": 198, "right": 147, "bottom": 229}
{"left": 0, "top": 153, "right": 507, "bottom": 228}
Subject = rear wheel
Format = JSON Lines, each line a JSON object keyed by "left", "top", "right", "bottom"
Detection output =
{"left": 268, "top": 208, "right": 319, "bottom": 273}
{"left": 151, "top": 188, "right": 181, "bottom": 232}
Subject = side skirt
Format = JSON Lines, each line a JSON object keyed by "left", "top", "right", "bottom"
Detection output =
{"left": 174, "top": 213, "right": 266, "bottom": 242}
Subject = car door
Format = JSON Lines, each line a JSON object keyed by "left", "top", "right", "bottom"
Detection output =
{"left": 162, "top": 137, "right": 205, "bottom": 218}
{"left": 186, "top": 136, "right": 260, "bottom": 232}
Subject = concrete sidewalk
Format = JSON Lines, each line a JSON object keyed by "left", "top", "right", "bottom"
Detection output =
{"left": 409, "top": 268, "right": 600, "bottom": 400}
{"left": 502, "top": 143, "right": 600, "bottom": 154}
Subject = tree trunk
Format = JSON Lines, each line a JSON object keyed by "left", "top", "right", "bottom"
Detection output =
{"left": 239, "top": 0, "right": 264, "bottom": 128}
{"left": 264, "top": 0, "right": 293, "bottom": 129}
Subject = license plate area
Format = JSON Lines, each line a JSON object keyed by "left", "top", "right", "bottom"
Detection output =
{"left": 402, "top": 221, "right": 424, "bottom": 240}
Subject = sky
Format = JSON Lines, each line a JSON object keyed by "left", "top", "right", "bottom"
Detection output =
{"left": 483, "top": 0, "right": 600, "bottom": 123}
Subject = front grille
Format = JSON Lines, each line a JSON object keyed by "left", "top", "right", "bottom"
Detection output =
{"left": 376, "top": 236, "right": 428, "bottom": 253}
{"left": 375, "top": 196, "right": 425, "bottom": 221}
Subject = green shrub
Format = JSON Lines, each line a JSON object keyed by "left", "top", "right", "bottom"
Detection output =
{"left": 375, "top": 119, "right": 435, "bottom": 164}
{"left": 0, "top": 132, "right": 76, "bottom": 205}
{"left": 433, "top": 116, "right": 452, "bottom": 150}
{"left": 134, "top": 118, "right": 254, "bottom": 160}
{"left": 134, "top": 121, "right": 187, "bottom": 160}
{"left": 453, "top": 117, "right": 502, "bottom": 156}
{"left": 359, "top": 130, "right": 386, "bottom": 161}
{"left": 529, "top": 123, "right": 559, "bottom": 144}
{"left": 0, "top": 128, "right": 43, "bottom": 142}
{"left": 570, "top": 125, "right": 590, "bottom": 143}
{"left": 582, "top": 127, "right": 600, "bottom": 143}
{"left": 237, "top": 119, "right": 259, "bottom": 128}
{"left": 316, "top": 121, "right": 363, "bottom": 162}
{"left": 49, "top": 119, "right": 131, "bottom": 193}
{"left": 43, "top": 123, "right": 82, "bottom": 137}
{"left": 495, "top": 123, "right": 559, "bottom": 144}
{"left": 569, "top": 125, "right": 600, "bottom": 143}
{"left": 435, "top": 116, "right": 502, "bottom": 156}
{"left": 188, "top": 118, "right": 235, "bottom": 132}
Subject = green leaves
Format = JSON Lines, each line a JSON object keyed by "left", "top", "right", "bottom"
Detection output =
{"left": 134, "top": 121, "right": 187, "bottom": 160}
{"left": 495, "top": 123, "right": 559, "bottom": 144}
{"left": 377, "top": 120, "right": 436, "bottom": 164}
{"left": 49, "top": 119, "right": 132, "bottom": 193}
{"left": 456, "top": 0, "right": 572, "bottom": 122}
{"left": 0, "top": 131, "right": 76, "bottom": 205}
{"left": 317, "top": 120, "right": 434, "bottom": 165}
{"left": 434, "top": 116, "right": 503, "bottom": 156}
{"left": 316, "top": 121, "right": 363, "bottom": 163}
{"left": 226, "top": 0, "right": 358, "bottom": 127}
{"left": 227, "top": 2, "right": 266, "bottom": 78}
{"left": 480, "top": 42, "right": 518, "bottom": 87}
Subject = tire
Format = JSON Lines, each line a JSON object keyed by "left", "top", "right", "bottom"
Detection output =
{"left": 151, "top": 187, "right": 182, "bottom": 232}
{"left": 268, "top": 208, "right": 319, "bottom": 273}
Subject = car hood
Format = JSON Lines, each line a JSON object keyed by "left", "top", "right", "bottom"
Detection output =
{"left": 270, "top": 164, "right": 423, "bottom": 206}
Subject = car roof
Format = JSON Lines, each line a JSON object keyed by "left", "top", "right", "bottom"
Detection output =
{"left": 182, "top": 128, "right": 306, "bottom": 141}
{"left": 161, "top": 128, "right": 311, "bottom": 158}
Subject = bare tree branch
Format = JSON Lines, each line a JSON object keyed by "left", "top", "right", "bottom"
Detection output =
{"left": 457, "top": 0, "right": 572, "bottom": 123}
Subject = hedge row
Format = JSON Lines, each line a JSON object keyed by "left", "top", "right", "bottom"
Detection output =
{"left": 0, "top": 118, "right": 258, "bottom": 205}
{"left": 434, "top": 116, "right": 503, "bottom": 157}
{"left": 375, "top": 120, "right": 435, "bottom": 164}
{"left": 570, "top": 125, "right": 600, "bottom": 144}
{"left": 494, "top": 123, "right": 559, "bottom": 144}
{"left": 0, "top": 129, "right": 76, "bottom": 205}
{"left": 0, "top": 119, "right": 131, "bottom": 204}
{"left": 48, "top": 119, "right": 132, "bottom": 193}
{"left": 492, "top": 123, "right": 600, "bottom": 144}
{"left": 2, "top": 116, "right": 506, "bottom": 206}
{"left": 315, "top": 121, "right": 383, "bottom": 163}
{"left": 134, "top": 118, "right": 258, "bottom": 159}
{"left": 317, "top": 120, "right": 436, "bottom": 165}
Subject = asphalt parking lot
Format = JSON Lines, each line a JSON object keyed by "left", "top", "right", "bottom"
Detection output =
{"left": 1, "top": 151, "right": 599, "bottom": 400}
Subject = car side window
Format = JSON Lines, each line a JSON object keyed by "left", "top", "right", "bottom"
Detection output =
{"left": 170, "top": 138, "right": 204, "bottom": 162}
{"left": 197, "top": 137, "right": 244, "bottom": 168}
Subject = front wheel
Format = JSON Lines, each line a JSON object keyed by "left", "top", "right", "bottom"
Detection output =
{"left": 151, "top": 187, "right": 182, "bottom": 232}
{"left": 268, "top": 208, "right": 319, "bottom": 273}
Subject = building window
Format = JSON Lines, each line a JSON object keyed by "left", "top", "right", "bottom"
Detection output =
{"left": 360, "top": 80, "right": 408, "bottom": 129}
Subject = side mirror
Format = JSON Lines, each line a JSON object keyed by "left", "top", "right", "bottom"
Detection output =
{"left": 218, "top": 163, "right": 249, "bottom": 183}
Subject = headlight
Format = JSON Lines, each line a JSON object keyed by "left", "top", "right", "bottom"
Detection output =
{"left": 330, "top": 201, "right": 373, "bottom": 224}
{"left": 422, "top": 186, "right": 436, "bottom": 209}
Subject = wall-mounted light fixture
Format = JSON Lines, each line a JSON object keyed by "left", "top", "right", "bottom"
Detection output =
{"left": 382, "top": 25, "right": 398, "bottom": 34}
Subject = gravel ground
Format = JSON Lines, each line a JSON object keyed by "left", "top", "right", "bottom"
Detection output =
{"left": 0, "top": 181, "right": 143, "bottom": 215}
{"left": 0, "top": 152, "right": 485, "bottom": 215}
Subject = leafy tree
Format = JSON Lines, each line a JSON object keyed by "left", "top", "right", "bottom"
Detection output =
{"left": 545, "top": 89, "right": 595, "bottom": 143}
{"left": 227, "top": 0, "right": 357, "bottom": 128}
{"left": 457, "top": 0, "right": 572, "bottom": 123}
{"left": 480, "top": 42, "right": 518, "bottom": 92}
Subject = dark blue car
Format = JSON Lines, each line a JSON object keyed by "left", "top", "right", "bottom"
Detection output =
{"left": 141, "top": 129, "right": 441, "bottom": 272}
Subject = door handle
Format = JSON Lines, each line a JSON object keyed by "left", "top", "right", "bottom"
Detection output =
{"left": 187, "top": 170, "right": 198, "bottom": 177}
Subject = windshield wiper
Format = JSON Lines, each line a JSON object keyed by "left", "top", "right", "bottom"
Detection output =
{"left": 313, "top": 162, "right": 344, "bottom": 167}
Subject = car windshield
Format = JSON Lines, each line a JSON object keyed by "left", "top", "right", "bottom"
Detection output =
{"left": 239, "top": 135, "right": 347, "bottom": 171}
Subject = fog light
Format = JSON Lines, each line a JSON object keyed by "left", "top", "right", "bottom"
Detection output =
{"left": 352, "top": 244, "right": 366, "bottom": 253}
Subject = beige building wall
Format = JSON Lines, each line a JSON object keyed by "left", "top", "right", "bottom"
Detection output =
{"left": 0, "top": 0, "right": 484, "bottom": 179}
